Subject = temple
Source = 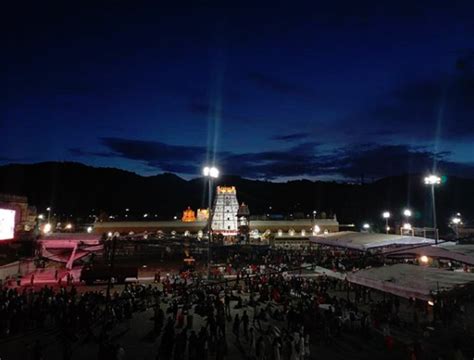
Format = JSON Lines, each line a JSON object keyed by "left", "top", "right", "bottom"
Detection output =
{"left": 211, "top": 186, "right": 239, "bottom": 235}
{"left": 196, "top": 208, "right": 209, "bottom": 221}
{"left": 181, "top": 207, "right": 196, "bottom": 222}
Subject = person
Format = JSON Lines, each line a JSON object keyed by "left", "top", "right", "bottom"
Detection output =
{"left": 256, "top": 335, "right": 265, "bottom": 360}
{"left": 299, "top": 334, "right": 305, "bottom": 360}
{"left": 224, "top": 292, "right": 231, "bottom": 318}
{"left": 186, "top": 308, "right": 193, "bottom": 329}
{"left": 304, "top": 334, "right": 310, "bottom": 359}
{"left": 154, "top": 304, "right": 164, "bottom": 332}
{"left": 273, "top": 337, "right": 281, "bottom": 360}
{"left": 176, "top": 308, "right": 184, "bottom": 328}
{"left": 289, "top": 335, "right": 298, "bottom": 360}
{"left": 116, "top": 344, "right": 126, "bottom": 360}
{"left": 215, "top": 334, "right": 227, "bottom": 360}
{"left": 232, "top": 313, "right": 240, "bottom": 341}
{"left": 188, "top": 330, "right": 198, "bottom": 360}
{"left": 249, "top": 327, "right": 256, "bottom": 358}
{"left": 242, "top": 310, "right": 249, "bottom": 340}
{"left": 32, "top": 340, "right": 43, "bottom": 360}
{"left": 61, "top": 336, "right": 72, "bottom": 360}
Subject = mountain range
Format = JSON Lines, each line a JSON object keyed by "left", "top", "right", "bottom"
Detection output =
{"left": 0, "top": 162, "right": 472, "bottom": 233}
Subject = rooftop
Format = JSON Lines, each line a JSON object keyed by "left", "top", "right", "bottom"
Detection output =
{"left": 310, "top": 231, "right": 436, "bottom": 251}
{"left": 347, "top": 263, "right": 474, "bottom": 300}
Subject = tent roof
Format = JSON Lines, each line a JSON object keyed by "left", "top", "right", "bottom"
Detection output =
{"left": 310, "top": 231, "right": 436, "bottom": 251}
{"left": 41, "top": 233, "right": 102, "bottom": 241}
{"left": 384, "top": 243, "right": 474, "bottom": 266}
{"left": 39, "top": 233, "right": 102, "bottom": 248}
{"left": 438, "top": 243, "right": 474, "bottom": 257}
{"left": 347, "top": 263, "right": 474, "bottom": 301}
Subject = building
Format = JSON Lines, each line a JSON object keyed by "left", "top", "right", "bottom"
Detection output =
{"left": 91, "top": 185, "right": 340, "bottom": 240}
{"left": 92, "top": 218, "right": 340, "bottom": 240}
{"left": 182, "top": 207, "right": 196, "bottom": 222}
{"left": 196, "top": 208, "right": 209, "bottom": 221}
{"left": 237, "top": 203, "right": 250, "bottom": 242}
{"left": 270, "top": 236, "right": 311, "bottom": 249}
{"left": 211, "top": 186, "right": 239, "bottom": 236}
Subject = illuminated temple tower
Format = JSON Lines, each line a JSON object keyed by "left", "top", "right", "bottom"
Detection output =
{"left": 181, "top": 207, "right": 196, "bottom": 222}
{"left": 237, "top": 202, "right": 250, "bottom": 242}
{"left": 211, "top": 186, "right": 239, "bottom": 235}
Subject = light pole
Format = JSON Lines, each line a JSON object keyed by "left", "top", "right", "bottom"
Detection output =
{"left": 46, "top": 207, "right": 52, "bottom": 224}
{"left": 402, "top": 209, "right": 412, "bottom": 235}
{"left": 424, "top": 175, "right": 441, "bottom": 234}
{"left": 451, "top": 215, "right": 462, "bottom": 238}
{"left": 403, "top": 209, "right": 412, "bottom": 218}
{"left": 203, "top": 166, "right": 219, "bottom": 280}
{"left": 382, "top": 211, "right": 390, "bottom": 234}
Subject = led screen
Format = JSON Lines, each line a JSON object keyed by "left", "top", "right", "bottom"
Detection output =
{"left": 0, "top": 208, "right": 16, "bottom": 240}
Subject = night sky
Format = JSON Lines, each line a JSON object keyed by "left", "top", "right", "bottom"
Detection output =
{"left": 3, "top": 1, "right": 474, "bottom": 181}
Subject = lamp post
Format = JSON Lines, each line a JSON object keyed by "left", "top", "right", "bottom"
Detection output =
{"left": 402, "top": 209, "right": 412, "bottom": 235}
{"left": 203, "top": 166, "right": 219, "bottom": 280}
{"left": 46, "top": 207, "right": 52, "bottom": 224}
{"left": 424, "top": 174, "right": 441, "bottom": 244}
{"left": 451, "top": 215, "right": 462, "bottom": 238}
{"left": 382, "top": 211, "right": 390, "bottom": 234}
{"left": 424, "top": 174, "right": 441, "bottom": 230}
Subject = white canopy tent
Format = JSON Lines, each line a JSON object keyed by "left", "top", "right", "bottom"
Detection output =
{"left": 310, "top": 231, "right": 437, "bottom": 251}
{"left": 346, "top": 263, "right": 474, "bottom": 301}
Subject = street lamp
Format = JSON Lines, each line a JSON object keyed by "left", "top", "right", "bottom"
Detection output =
{"left": 420, "top": 255, "right": 429, "bottom": 264}
{"left": 424, "top": 174, "right": 441, "bottom": 233}
{"left": 203, "top": 165, "right": 219, "bottom": 280}
{"left": 451, "top": 215, "right": 462, "bottom": 238}
{"left": 452, "top": 217, "right": 461, "bottom": 225}
{"left": 43, "top": 223, "right": 52, "bottom": 234}
{"left": 312, "top": 225, "right": 320, "bottom": 235}
{"left": 382, "top": 211, "right": 390, "bottom": 234}
{"left": 203, "top": 166, "right": 219, "bottom": 179}
{"left": 403, "top": 209, "right": 412, "bottom": 218}
{"left": 403, "top": 223, "right": 412, "bottom": 230}
{"left": 46, "top": 207, "right": 52, "bottom": 223}
{"left": 312, "top": 210, "right": 317, "bottom": 231}
{"left": 362, "top": 223, "right": 370, "bottom": 230}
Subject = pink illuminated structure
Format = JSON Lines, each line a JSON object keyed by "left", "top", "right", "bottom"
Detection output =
{"left": 38, "top": 233, "right": 103, "bottom": 269}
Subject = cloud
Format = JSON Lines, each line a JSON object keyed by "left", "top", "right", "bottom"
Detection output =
{"left": 357, "top": 63, "right": 474, "bottom": 141}
{"left": 272, "top": 132, "right": 310, "bottom": 142}
{"left": 68, "top": 147, "right": 115, "bottom": 158}
{"left": 187, "top": 101, "right": 261, "bottom": 124}
{"left": 188, "top": 102, "right": 211, "bottom": 116}
{"left": 326, "top": 144, "right": 464, "bottom": 179}
{"left": 71, "top": 138, "right": 474, "bottom": 180}
{"left": 247, "top": 72, "right": 315, "bottom": 98}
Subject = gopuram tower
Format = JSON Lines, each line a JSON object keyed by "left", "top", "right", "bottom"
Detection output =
{"left": 211, "top": 186, "right": 239, "bottom": 235}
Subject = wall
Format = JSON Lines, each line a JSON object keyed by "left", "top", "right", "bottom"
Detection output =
{"left": 0, "top": 259, "right": 35, "bottom": 281}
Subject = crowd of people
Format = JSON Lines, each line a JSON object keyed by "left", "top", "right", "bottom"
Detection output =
{"left": 0, "top": 245, "right": 472, "bottom": 359}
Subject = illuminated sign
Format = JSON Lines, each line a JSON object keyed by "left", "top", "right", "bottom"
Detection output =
{"left": 0, "top": 208, "right": 16, "bottom": 240}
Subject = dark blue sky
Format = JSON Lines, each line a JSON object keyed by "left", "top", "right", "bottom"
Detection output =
{"left": 3, "top": 1, "right": 474, "bottom": 181}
